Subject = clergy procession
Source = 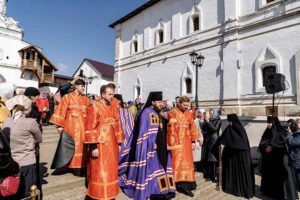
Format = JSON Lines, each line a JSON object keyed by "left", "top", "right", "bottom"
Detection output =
{"left": 1, "top": 79, "right": 300, "bottom": 200}
{"left": 1, "top": 0, "right": 300, "bottom": 199}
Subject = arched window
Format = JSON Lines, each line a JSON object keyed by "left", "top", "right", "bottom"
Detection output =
{"left": 255, "top": 45, "right": 281, "bottom": 93}
{"left": 156, "top": 20, "right": 165, "bottom": 45}
{"left": 189, "top": 4, "right": 201, "bottom": 34}
{"left": 134, "top": 77, "right": 142, "bottom": 100}
{"left": 131, "top": 32, "right": 138, "bottom": 54}
{"left": 181, "top": 64, "right": 195, "bottom": 97}
{"left": 185, "top": 78, "right": 192, "bottom": 94}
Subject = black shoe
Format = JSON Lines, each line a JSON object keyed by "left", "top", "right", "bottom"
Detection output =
{"left": 178, "top": 189, "right": 194, "bottom": 197}
{"left": 184, "top": 190, "right": 194, "bottom": 197}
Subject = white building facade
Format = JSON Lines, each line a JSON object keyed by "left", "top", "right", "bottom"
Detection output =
{"left": 111, "top": 0, "right": 300, "bottom": 116}
{"left": 73, "top": 58, "right": 114, "bottom": 96}
{"left": 0, "top": 0, "right": 38, "bottom": 93}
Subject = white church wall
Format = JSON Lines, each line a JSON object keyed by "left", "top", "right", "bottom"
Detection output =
{"left": 0, "top": 67, "right": 38, "bottom": 89}
{"left": 73, "top": 61, "right": 113, "bottom": 96}
{"left": 114, "top": 0, "right": 300, "bottom": 115}
{"left": 0, "top": 36, "right": 28, "bottom": 68}
{"left": 238, "top": 20, "right": 300, "bottom": 97}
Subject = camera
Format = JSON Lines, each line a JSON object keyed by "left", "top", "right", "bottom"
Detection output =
{"left": 282, "top": 119, "right": 298, "bottom": 133}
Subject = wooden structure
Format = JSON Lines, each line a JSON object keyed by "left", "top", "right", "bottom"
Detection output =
{"left": 19, "top": 45, "right": 58, "bottom": 86}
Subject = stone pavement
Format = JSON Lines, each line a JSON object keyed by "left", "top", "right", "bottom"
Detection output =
{"left": 41, "top": 125, "right": 272, "bottom": 200}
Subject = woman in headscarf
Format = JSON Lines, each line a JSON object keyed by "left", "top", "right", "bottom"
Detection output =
{"left": 2, "top": 95, "right": 42, "bottom": 199}
{"left": 217, "top": 114, "right": 255, "bottom": 199}
{"left": 202, "top": 108, "right": 222, "bottom": 182}
{"left": 259, "top": 116, "right": 298, "bottom": 199}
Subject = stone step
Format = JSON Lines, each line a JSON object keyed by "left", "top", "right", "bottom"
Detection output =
{"left": 42, "top": 173, "right": 85, "bottom": 196}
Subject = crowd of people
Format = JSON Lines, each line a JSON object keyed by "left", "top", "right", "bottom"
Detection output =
{"left": 1, "top": 78, "right": 300, "bottom": 200}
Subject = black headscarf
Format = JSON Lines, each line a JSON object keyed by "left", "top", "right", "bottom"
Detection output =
{"left": 114, "top": 94, "right": 124, "bottom": 108}
{"left": 128, "top": 91, "right": 164, "bottom": 164}
{"left": 260, "top": 116, "right": 285, "bottom": 148}
{"left": 24, "top": 87, "right": 40, "bottom": 97}
{"left": 218, "top": 114, "right": 250, "bottom": 150}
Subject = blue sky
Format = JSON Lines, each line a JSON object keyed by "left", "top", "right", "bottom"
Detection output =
{"left": 7, "top": 0, "right": 147, "bottom": 76}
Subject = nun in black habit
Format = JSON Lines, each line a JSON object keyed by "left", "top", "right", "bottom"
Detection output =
{"left": 217, "top": 114, "right": 255, "bottom": 199}
{"left": 259, "top": 116, "right": 298, "bottom": 200}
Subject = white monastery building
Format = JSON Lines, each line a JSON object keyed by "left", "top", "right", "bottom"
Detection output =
{"left": 0, "top": 0, "right": 57, "bottom": 94}
{"left": 110, "top": 0, "right": 300, "bottom": 116}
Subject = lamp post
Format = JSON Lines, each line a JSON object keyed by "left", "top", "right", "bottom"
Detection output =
{"left": 189, "top": 51, "right": 205, "bottom": 109}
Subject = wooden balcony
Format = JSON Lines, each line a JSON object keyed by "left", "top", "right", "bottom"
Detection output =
{"left": 41, "top": 73, "right": 54, "bottom": 84}
{"left": 19, "top": 45, "right": 58, "bottom": 86}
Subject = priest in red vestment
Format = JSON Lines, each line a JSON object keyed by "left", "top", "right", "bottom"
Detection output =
{"left": 85, "top": 84, "right": 124, "bottom": 200}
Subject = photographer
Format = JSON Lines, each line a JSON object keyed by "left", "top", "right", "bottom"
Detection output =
{"left": 286, "top": 118, "right": 300, "bottom": 192}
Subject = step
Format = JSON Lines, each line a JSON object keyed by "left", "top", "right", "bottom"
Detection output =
{"left": 42, "top": 173, "right": 85, "bottom": 196}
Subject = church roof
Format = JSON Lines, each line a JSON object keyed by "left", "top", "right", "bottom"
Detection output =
{"left": 74, "top": 58, "right": 114, "bottom": 78}
{"left": 109, "top": 0, "right": 161, "bottom": 28}
{"left": 54, "top": 74, "right": 73, "bottom": 80}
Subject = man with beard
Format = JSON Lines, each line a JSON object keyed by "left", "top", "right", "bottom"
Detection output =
{"left": 85, "top": 85, "right": 124, "bottom": 200}
{"left": 217, "top": 114, "right": 255, "bottom": 199}
{"left": 119, "top": 91, "right": 176, "bottom": 200}
{"left": 50, "top": 79, "right": 90, "bottom": 176}
{"left": 259, "top": 116, "right": 298, "bottom": 199}
{"left": 167, "top": 96, "right": 200, "bottom": 197}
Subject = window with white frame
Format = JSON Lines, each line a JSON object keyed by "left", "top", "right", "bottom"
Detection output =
{"left": 190, "top": 4, "right": 201, "bottom": 33}
{"left": 255, "top": 45, "right": 281, "bottom": 93}
{"left": 134, "top": 77, "right": 142, "bottom": 100}
{"left": 131, "top": 32, "right": 138, "bottom": 54}
{"left": 181, "top": 64, "right": 195, "bottom": 96}
{"left": 156, "top": 20, "right": 165, "bottom": 45}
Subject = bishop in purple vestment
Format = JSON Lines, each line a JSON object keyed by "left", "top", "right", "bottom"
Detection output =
{"left": 119, "top": 91, "right": 176, "bottom": 200}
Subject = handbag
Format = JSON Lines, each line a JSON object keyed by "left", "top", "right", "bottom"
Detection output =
{"left": 0, "top": 176, "right": 20, "bottom": 197}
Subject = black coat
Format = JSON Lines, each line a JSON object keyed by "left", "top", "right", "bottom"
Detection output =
{"left": 218, "top": 114, "right": 255, "bottom": 199}
{"left": 0, "top": 129, "right": 19, "bottom": 182}
{"left": 259, "top": 118, "right": 298, "bottom": 200}
{"left": 202, "top": 117, "right": 222, "bottom": 162}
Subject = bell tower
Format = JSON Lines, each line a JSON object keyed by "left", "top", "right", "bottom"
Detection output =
{"left": 0, "top": 0, "right": 7, "bottom": 15}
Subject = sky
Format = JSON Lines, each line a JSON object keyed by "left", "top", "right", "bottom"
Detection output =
{"left": 7, "top": 0, "right": 147, "bottom": 76}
